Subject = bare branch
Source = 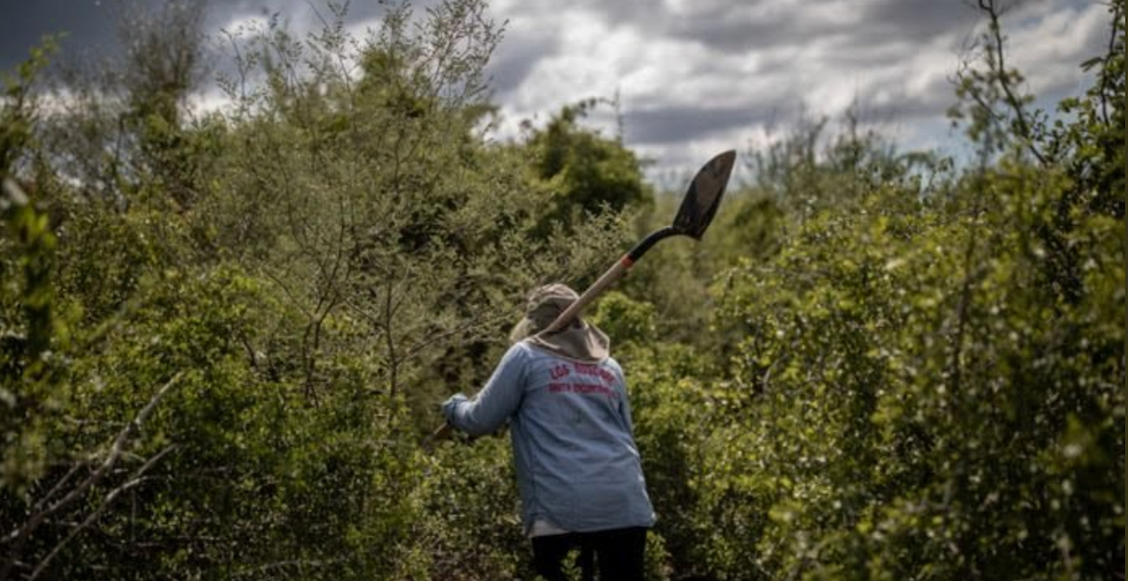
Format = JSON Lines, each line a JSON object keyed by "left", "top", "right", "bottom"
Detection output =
{"left": 2, "top": 372, "right": 184, "bottom": 580}
{"left": 977, "top": 0, "right": 1050, "bottom": 165}
{"left": 400, "top": 307, "right": 514, "bottom": 364}
{"left": 1097, "top": 2, "right": 1122, "bottom": 126}
{"left": 27, "top": 462, "right": 88, "bottom": 516}
{"left": 28, "top": 445, "right": 177, "bottom": 581}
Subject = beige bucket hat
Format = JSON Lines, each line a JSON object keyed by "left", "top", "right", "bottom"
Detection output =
{"left": 510, "top": 283, "right": 610, "bottom": 363}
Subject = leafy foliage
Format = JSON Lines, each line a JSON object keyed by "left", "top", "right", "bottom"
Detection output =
{"left": 1, "top": 0, "right": 1123, "bottom": 580}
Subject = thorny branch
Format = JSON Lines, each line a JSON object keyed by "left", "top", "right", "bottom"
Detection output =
{"left": 28, "top": 445, "right": 177, "bottom": 581}
{"left": 1, "top": 372, "right": 184, "bottom": 581}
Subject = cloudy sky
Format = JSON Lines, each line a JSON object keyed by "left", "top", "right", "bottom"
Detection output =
{"left": 0, "top": 0, "right": 1113, "bottom": 183}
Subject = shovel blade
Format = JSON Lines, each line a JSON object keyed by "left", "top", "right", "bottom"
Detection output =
{"left": 673, "top": 150, "right": 736, "bottom": 239}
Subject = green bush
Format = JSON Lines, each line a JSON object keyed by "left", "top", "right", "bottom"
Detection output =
{"left": 2, "top": 1, "right": 1122, "bottom": 580}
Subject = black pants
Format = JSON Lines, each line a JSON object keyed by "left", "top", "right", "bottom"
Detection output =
{"left": 531, "top": 527, "right": 647, "bottom": 581}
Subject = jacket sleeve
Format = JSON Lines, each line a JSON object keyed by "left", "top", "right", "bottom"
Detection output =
{"left": 442, "top": 344, "right": 527, "bottom": 436}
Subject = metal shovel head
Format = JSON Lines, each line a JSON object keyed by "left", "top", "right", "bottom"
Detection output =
{"left": 672, "top": 149, "right": 736, "bottom": 239}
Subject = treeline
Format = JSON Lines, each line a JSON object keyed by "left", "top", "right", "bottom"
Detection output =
{"left": 1, "top": 0, "right": 1123, "bottom": 580}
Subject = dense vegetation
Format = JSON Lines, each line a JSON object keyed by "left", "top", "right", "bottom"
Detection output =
{"left": 1, "top": 0, "right": 1122, "bottom": 579}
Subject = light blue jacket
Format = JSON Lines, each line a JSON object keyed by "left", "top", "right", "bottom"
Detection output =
{"left": 442, "top": 341, "right": 655, "bottom": 534}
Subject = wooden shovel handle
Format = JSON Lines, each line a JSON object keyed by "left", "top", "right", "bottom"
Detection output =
{"left": 430, "top": 421, "right": 454, "bottom": 442}
{"left": 541, "top": 226, "right": 680, "bottom": 335}
{"left": 541, "top": 255, "right": 633, "bottom": 335}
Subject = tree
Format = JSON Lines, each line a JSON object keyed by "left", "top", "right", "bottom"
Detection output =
{"left": 623, "top": 2, "right": 1124, "bottom": 579}
{"left": 2, "top": 1, "right": 634, "bottom": 578}
{"left": 522, "top": 99, "right": 650, "bottom": 238}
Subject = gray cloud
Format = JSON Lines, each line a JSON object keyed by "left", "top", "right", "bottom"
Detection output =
{"left": 0, "top": 0, "right": 140, "bottom": 72}
{"left": 858, "top": 0, "right": 982, "bottom": 43}
{"left": 1, "top": 0, "right": 1111, "bottom": 178}
{"left": 624, "top": 103, "right": 776, "bottom": 145}
{"left": 0, "top": 0, "right": 395, "bottom": 73}
{"left": 487, "top": 27, "right": 561, "bottom": 94}
{"left": 563, "top": 0, "right": 982, "bottom": 54}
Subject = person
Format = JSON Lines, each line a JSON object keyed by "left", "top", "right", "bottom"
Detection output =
{"left": 442, "top": 283, "right": 655, "bottom": 581}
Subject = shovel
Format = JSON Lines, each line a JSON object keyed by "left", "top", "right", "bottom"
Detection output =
{"left": 540, "top": 149, "right": 736, "bottom": 334}
{"left": 429, "top": 149, "right": 736, "bottom": 443}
